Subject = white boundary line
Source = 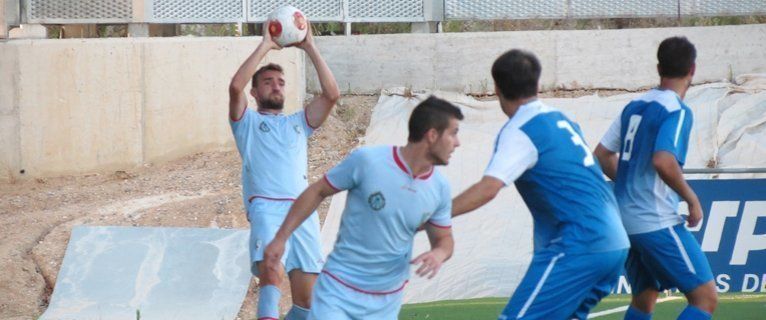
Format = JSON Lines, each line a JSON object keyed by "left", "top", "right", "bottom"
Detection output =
{"left": 588, "top": 296, "right": 683, "bottom": 319}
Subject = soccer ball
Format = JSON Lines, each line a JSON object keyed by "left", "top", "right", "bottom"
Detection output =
{"left": 266, "top": 5, "right": 308, "bottom": 47}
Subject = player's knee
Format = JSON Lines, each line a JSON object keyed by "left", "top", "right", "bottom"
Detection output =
{"left": 631, "top": 290, "right": 659, "bottom": 313}
{"left": 256, "top": 265, "right": 285, "bottom": 286}
{"left": 687, "top": 282, "right": 718, "bottom": 312}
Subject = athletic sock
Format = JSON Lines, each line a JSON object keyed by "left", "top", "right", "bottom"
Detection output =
{"left": 677, "top": 305, "right": 711, "bottom": 320}
{"left": 256, "top": 285, "right": 281, "bottom": 320}
{"left": 624, "top": 305, "right": 652, "bottom": 320}
{"left": 284, "top": 304, "right": 310, "bottom": 320}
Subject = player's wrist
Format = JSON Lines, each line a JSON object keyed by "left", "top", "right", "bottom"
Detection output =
{"left": 431, "top": 247, "right": 450, "bottom": 262}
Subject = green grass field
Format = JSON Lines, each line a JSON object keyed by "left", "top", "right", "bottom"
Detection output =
{"left": 399, "top": 293, "right": 766, "bottom": 319}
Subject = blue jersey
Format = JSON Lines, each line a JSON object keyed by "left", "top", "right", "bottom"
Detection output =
{"left": 485, "top": 100, "right": 629, "bottom": 254}
{"left": 230, "top": 108, "right": 315, "bottom": 209}
{"left": 600, "top": 89, "right": 693, "bottom": 235}
{"left": 323, "top": 145, "right": 452, "bottom": 293}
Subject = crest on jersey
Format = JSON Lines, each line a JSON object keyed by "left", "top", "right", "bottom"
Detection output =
{"left": 368, "top": 192, "right": 386, "bottom": 211}
{"left": 259, "top": 122, "right": 270, "bottom": 132}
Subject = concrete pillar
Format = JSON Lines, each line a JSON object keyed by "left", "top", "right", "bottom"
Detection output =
{"left": 345, "top": 22, "right": 351, "bottom": 36}
{"left": 1, "top": 0, "right": 20, "bottom": 39}
{"left": 128, "top": 23, "right": 150, "bottom": 37}
{"left": 8, "top": 24, "right": 46, "bottom": 39}
{"left": 1, "top": 0, "right": 6, "bottom": 39}
{"left": 411, "top": 21, "right": 438, "bottom": 33}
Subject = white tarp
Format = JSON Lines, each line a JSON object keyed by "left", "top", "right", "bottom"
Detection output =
{"left": 320, "top": 74, "right": 766, "bottom": 304}
{"left": 41, "top": 226, "right": 251, "bottom": 320}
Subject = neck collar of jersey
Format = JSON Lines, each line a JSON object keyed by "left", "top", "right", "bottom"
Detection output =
{"left": 652, "top": 87, "right": 682, "bottom": 99}
{"left": 257, "top": 110, "right": 285, "bottom": 116}
{"left": 393, "top": 146, "right": 434, "bottom": 180}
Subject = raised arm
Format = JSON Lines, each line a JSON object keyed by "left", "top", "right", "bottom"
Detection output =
{"left": 297, "top": 24, "right": 340, "bottom": 128}
{"left": 653, "top": 151, "right": 702, "bottom": 227}
{"left": 228, "top": 26, "right": 281, "bottom": 121}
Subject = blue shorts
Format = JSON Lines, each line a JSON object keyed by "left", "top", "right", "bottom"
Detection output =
{"left": 307, "top": 271, "right": 403, "bottom": 320}
{"left": 247, "top": 198, "right": 323, "bottom": 276}
{"left": 500, "top": 248, "right": 628, "bottom": 320}
{"left": 626, "top": 223, "right": 713, "bottom": 294}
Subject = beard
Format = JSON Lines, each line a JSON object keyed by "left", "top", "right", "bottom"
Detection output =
{"left": 260, "top": 94, "right": 284, "bottom": 110}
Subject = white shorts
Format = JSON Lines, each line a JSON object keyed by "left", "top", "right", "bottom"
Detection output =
{"left": 308, "top": 272, "right": 404, "bottom": 320}
{"left": 247, "top": 198, "right": 323, "bottom": 276}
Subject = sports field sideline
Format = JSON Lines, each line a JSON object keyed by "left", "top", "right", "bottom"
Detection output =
{"left": 399, "top": 293, "right": 766, "bottom": 319}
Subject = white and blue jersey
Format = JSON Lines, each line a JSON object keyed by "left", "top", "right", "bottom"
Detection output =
{"left": 230, "top": 108, "right": 315, "bottom": 205}
{"left": 600, "top": 89, "right": 712, "bottom": 295}
{"left": 599, "top": 88, "right": 693, "bottom": 235}
{"left": 322, "top": 145, "right": 452, "bottom": 294}
{"left": 488, "top": 100, "right": 629, "bottom": 320}
{"left": 485, "top": 100, "right": 630, "bottom": 254}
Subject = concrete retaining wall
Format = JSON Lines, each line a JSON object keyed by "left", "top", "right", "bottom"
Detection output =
{"left": 308, "top": 24, "right": 766, "bottom": 94}
{"left": 0, "top": 37, "right": 305, "bottom": 181}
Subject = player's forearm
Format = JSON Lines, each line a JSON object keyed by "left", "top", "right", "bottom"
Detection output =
{"left": 430, "top": 236, "right": 454, "bottom": 262}
{"left": 305, "top": 45, "right": 340, "bottom": 102}
{"left": 273, "top": 186, "right": 325, "bottom": 243}
{"left": 230, "top": 44, "right": 270, "bottom": 93}
{"left": 452, "top": 182, "right": 496, "bottom": 218}
{"left": 653, "top": 152, "right": 699, "bottom": 205}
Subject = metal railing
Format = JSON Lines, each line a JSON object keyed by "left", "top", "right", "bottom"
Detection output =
{"left": 684, "top": 168, "right": 766, "bottom": 175}
{"left": 16, "top": 0, "right": 766, "bottom": 25}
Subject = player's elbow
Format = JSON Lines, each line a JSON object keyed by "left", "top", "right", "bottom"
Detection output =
{"left": 475, "top": 187, "right": 499, "bottom": 208}
{"left": 651, "top": 152, "right": 674, "bottom": 172}
{"left": 228, "top": 79, "right": 245, "bottom": 96}
{"left": 323, "top": 89, "right": 341, "bottom": 104}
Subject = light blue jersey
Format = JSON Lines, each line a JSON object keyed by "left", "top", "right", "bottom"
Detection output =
{"left": 230, "top": 108, "right": 315, "bottom": 208}
{"left": 323, "top": 145, "right": 452, "bottom": 293}
{"left": 485, "top": 100, "right": 629, "bottom": 254}
{"left": 230, "top": 108, "right": 323, "bottom": 277}
{"left": 600, "top": 89, "right": 693, "bottom": 235}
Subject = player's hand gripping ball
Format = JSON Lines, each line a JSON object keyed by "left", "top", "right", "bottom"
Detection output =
{"left": 266, "top": 5, "right": 308, "bottom": 47}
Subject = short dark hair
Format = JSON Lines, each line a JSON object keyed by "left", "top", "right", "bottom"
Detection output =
{"left": 252, "top": 63, "right": 284, "bottom": 87}
{"left": 491, "top": 49, "right": 541, "bottom": 100}
{"left": 408, "top": 96, "right": 464, "bottom": 142}
{"left": 657, "top": 37, "right": 696, "bottom": 78}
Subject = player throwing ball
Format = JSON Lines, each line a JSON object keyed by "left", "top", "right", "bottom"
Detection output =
{"left": 263, "top": 96, "right": 462, "bottom": 320}
{"left": 228, "top": 20, "right": 339, "bottom": 320}
{"left": 451, "top": 49, "right": 630, "bottom": 319}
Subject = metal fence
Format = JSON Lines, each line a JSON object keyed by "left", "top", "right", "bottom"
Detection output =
{"left": 17, "top": 0, "right": 766, "bottom": 24}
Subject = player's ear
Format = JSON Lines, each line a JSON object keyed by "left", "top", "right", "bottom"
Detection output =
{"left": 426, "top": 128, "right": 439, "bottom": 144}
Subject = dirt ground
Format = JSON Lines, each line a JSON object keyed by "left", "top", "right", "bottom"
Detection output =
{"left": 0, "top": 95, "right": 377, "bottom": 320}
{"left": 0, "top": 89, "right": 625, "bottom": 320}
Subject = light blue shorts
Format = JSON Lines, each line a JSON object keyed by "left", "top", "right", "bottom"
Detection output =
{"left": 247, "top": 198, "right": 323, "bottom": 276}
{"left": 500, "top": 248, "right": 628, "bottom": 320}
{"left": 307, "top": 271, "right": 404, "bottom": 320}
{"left": 626, "top": 223, "right": 714, "bottom": 294}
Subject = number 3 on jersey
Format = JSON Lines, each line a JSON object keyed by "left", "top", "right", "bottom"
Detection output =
{"left": 621, "top": 115, "right": 642, "bottom": 161}
{"left": 557, "top": 120, "right": 595, "bottom": 167}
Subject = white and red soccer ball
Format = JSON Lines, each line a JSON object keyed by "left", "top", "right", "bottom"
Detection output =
{"left": 266, "top": 5, "right": 308, "bottom": 47}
